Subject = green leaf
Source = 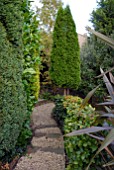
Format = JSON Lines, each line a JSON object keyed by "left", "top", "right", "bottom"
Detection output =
{"left": 96, "top": 128, "right": 114, "bottom": 154}
{"left": 23, "top": 68, "right": 36, "bottom": 74}
{"left": 109, "top": 72, "right": 114, "bottom": 84}
{"left": 79, "top": 85, "right": 100, "bottom": 110}
{"left": 65, "top": 126, "right": 112, "bottom": 137}
{"left": 86, "top": 128, "right": 114, "bottom": 170}
{"left": 100, "top": 68, "right": 114, "bottom": 101}
{"left": 86, "top": 27, "right": 114, "bottom": 49}
{"left": 97, "top": 68, "right": 114, "bottom": 106}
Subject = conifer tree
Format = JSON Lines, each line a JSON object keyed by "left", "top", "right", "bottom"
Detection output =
{"left": 91, "top": 0, "right": 114, "bottom": 35}
{"left": 50, "top": 5, "right": 80, "bottom": 95}
{"left": 36, "top": 0, "right": 63, "bottom": 84}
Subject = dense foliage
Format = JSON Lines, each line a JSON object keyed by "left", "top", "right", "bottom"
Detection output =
{"left": 79, "top": 37, "right": 106, "bottom": 99}
{"left": 0, "top": 1, "right": 27, "bottom": 158}
{"left": 50, "top": 5, "right": 80, "bottom": 90}
{"left": 17, "top": 0, "right": 40, "bottom": 146}
{"left": 23, "top": 0, "right": 40, "bottom": 114}
{"left": 90, "top": 0, "right": 114, "bottom": 70}
{"left": 78, "top": 29, "right": 114, "bottom": 170}
{"left": 53, "top": 95, "right": 101, "bottom": 169}
{"left": 79, "top": 0, "right": 114, "bottom": 99}
{"left": 91, "top": 0, "right": 114, "bottom": 35}
{"left": 36, "top": 0, "right": 62, "bottom": 85}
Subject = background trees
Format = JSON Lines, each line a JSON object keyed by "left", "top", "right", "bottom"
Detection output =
{"left": 36, "top": 0, "right": 62, "bottom": 85}
{"left": 91, "top": 0, "right": 114, "bottom": 35}
{"left": 50, "top": 5, "right": 80, "bottom": 95}
{"left": 80, "top": 0, "right": 114, "bottom": 99}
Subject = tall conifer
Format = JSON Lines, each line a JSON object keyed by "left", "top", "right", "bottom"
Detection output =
{"left": 50, "top": 5, "right": 80, "bottom": 94}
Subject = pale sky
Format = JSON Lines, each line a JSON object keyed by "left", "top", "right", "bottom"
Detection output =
{"left": 32, "top": 0, "right": 97, "bottom": 34}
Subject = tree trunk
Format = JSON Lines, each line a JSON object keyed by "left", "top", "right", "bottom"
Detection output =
{"left": 66, "top": 88, "right": 70, "bottom": 95}
{"left": 64, "top": 88, "right": 67, "bottom": 96}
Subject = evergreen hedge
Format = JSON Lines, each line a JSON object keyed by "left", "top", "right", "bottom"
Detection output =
{"left": 50, "top": 5, "right": 80, "bottom": 89}
{"left": 0, "top": 1, "right": 27, "bottom": 158}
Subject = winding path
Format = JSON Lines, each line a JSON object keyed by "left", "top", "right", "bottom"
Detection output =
{"left": 14, "top": 101, "right": 65, "bottom": 170}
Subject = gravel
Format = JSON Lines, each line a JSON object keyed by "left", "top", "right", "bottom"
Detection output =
{"left": 14, "top": 102, "right": 65, "bottom": 170}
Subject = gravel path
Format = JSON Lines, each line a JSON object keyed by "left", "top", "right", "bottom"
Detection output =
{"left": 14, "top": 102, "right": 65, "bottom": 170}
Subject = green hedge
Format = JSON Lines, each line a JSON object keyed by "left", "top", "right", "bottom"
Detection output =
{"left": 53, "top": 95, "right": 102, "bottom": 170}
{"left": 17, "top": 0, "right": 40, "bottom": 146}
{"left": 22, "top": 0, "right": 40, "bottom": 114}
{"left": 0, "top": 1, "right": 27, "bottom": 158}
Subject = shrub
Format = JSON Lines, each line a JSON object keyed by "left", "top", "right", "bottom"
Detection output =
{"left": 63, "top": 96, "right": 100, "bottom": 170}
{"left": 0, "top": 1, "right": 27, "bottom": 158}
{"left": 79, "top": 35, "right": 114, "bottom": 101}
{"left": 53, "top": 95, "right": 101, "bottom": 169}
{"left": 22, "top": 0, "right": 40, "bottom": 114}
{"left": 17, "top": 0, "right": 40, "bottom": 147}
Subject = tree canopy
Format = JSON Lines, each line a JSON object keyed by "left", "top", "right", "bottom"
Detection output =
{"left": 91, "top": 0, "right": 114, "bottom": 35}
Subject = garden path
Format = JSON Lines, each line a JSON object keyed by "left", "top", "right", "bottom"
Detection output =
{"left": 14, "top": 101, "right": 65, "bottom": 170}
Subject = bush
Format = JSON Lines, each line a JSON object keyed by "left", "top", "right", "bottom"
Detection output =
{"left": 79, "top": 36, "right": 113, "bottom": 102}
{"left": 0, "top": 1, "right": 27, "bottom": 158}
{"left": 53, "top": 95, "right": 101, "bottom": 169}
{"left": 22, "top": 0, "right": 40, "bottom": 113}
{"left": 17, "top": 0, "right": 40, "bottom": 147}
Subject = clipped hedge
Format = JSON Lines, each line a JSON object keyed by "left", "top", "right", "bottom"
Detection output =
{"left": 0, "top": 1, "right": 27, "bottom": 158}
{"left": 53, "top": 95, "right": 101, "bottom": 170}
